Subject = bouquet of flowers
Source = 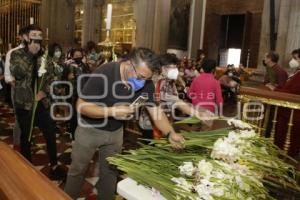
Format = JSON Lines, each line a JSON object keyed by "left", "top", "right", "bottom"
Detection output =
{"left": 108, "top": 119, "right": 300, "bottom": 200}
{"left": 28, "top": 51, "right": 48, "bottom": 141}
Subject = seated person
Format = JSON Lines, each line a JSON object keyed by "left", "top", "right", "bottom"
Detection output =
{"left": 188, "top": 59, "right": 223, "bottom": 114}
{"left": 219, "top": 64, "right": 240, "bottom": 100}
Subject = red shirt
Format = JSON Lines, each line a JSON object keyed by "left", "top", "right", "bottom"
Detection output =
{"left": 188, "top": 73, "right": 223, "bottom": 112}
{"left": 264, "top": 64, "right": 288, "bottom": 89}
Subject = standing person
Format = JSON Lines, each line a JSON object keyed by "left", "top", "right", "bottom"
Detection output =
{"left": 274, "top": 48, "right": 300, "bottom": 157}
{"left": 64, "top": 48, "right": 90, "bottom": 139}
{"left": 4, "top": 26, "right": 28, "bottom": 151}
{"left": 85, "top": 41, "right": 101, "bottom": 72}
{"left": 48, "top": 43, "right": 64, "bottom": 82}
{"left": 47, "top": 43, "right": 65, "bottom": 118}
{"left": 139, "top": 53, "right": 213, "bottom": 139}
{"left": 188, "top": 59, "right": 223, "bottom": 114}
{"left": 289, "top": 48, "right": 300, "bottom": 74}
{"left": 263, "top": 51, "right": 288, "bottom": 137}
{"left": 64, "top": 48, "right": 185, "bottom": 200}
{"left": 263, "top": 51, "right": 288, "bottom": 91}
{"left": 10, "top": 25, "right": 66, "bottom": 180}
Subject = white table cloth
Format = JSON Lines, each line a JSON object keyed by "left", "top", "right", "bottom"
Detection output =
{"left": 117, "top": 178, "right": 167, "bottom": 200}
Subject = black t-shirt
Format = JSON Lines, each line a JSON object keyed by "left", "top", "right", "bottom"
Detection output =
{"left": 80, "top": 62, "right": 155, "bottom": 131}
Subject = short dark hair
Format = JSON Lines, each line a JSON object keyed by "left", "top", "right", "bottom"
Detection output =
{"left": 18, "top": 26, "right": 28, "bottom": 36}
{"left": 48, "top": 43, "right": 62, "bottom": 58}
{"left": 202, "top": 59, "right": 216, "bottom": 73}
{"left": 159, "top": 53, "right": 179, "bottom": 66}
{"left": 26, "top": 25, "right": 42, "bottom": 33}
{"left": 126, "top": 47, "right": 160, "bottom": 73}
{"left": 70, "top": 48, "right": 83, "bottom": 58}
{"left": 86, "top": 41, "right": 98, "bottom": 52}
{"left": 292, "top": 48, "right": 300, "bottom": 57}
{"left": 266, "top": 51, "right": 279, "bottom": 63}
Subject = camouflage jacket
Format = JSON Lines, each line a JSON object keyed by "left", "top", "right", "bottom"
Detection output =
{"left": 10, "top": 48, "right": 54, "bottom": 110}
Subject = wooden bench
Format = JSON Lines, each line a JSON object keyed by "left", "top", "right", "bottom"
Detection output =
{"left": 0, "top": 142, "right": 71, "bottom": 200}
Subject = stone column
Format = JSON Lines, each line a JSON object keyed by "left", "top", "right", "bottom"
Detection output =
{"left": 134, "top": 0, "right": 156, "bottom": 49}
{"left": 284, "top": 0, "right": 300, "bottom": 66}
{"left": 188, "top": 0, "right": 206, "bottom": 58}
{"left": 152, "top": 0, "right": 171, "bottom": 53}
{"left": 82, "top": 0, "right": 102, "bottom": 47}
{"left": 257, "top": 0, "right": 271, "bottom": 72}
{"left": 275, "top": 0, "right": 291, "bottom": 67}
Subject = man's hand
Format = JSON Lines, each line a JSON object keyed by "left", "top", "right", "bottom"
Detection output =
{"left": 168, "top": 132, "right": 185, "bottom": 149}
{"left": 109, "top": 105, "right": 135, "bottom": 119}
{"left": 265, "top": 83, "right": 276, "bottom": 91}
{"left": 65, "top": 59, "right": 74, "bottom": 65}
{"left": 35, "top": 91, "right": 46, "bottom": 101}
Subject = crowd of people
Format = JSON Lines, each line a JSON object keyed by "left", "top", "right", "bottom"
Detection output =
{"left": 0, "top": 24, "right": 300, "bottom": 199}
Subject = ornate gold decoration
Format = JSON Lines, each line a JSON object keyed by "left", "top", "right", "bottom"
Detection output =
{"left": 98, "top": 30, "right": 113, "bottom": 63}
{"left": 238, "top": 94, "right": 300, "bottom": 110}
{"left": 284, "top": 109, "right": 295, "bottom": 152}
{"left": 270, "top": 106, "right": 278, "bottom": 142}
{"left": 0, "top": 0, "right": 41, "bottom": 52}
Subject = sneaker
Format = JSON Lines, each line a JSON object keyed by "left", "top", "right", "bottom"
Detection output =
{"left": 49, "top": 165, "right": 67, "bottom": 181}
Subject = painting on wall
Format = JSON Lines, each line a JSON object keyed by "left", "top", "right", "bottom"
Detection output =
{"left": 168, "top": 0, "right": 191, "bottom": 50}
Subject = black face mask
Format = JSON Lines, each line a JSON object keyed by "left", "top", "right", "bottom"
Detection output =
{"left": 262, "top": 60, "right": 267, "bottom": 67}
{"left": 74, "top": 58, "right": 82, "bottom": 64}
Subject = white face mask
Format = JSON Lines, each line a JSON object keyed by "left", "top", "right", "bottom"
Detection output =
{"left": 167, "top": 68, "right": 179, "bottom": 80}
{"left": 289, "top": 58, "right": 299, "bottom": 69}
{"left": 228, "top": 72, "right": 233, "bottom": 77}
{"left": 54, "top": 51, "right": 62, "bottom": 58}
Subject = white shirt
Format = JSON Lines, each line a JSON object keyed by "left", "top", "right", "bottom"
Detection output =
{"left": 4, "top": 44, "right": 24, "bottom": 83}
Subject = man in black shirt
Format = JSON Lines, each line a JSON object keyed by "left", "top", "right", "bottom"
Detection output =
{"left": 64, "top": 48, "right": 185, "bottom": 200}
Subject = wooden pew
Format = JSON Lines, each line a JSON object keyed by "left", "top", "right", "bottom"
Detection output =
{"left": 0, "top": 142, "right": 71, "bottom": 200}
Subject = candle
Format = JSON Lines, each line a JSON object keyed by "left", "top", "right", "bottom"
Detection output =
{"left": 106, "top": 4, "right": 112, "bottom": 30}
{"left": 46, "top": 28, "right": 49, "bottom": 38}
{"left": 30, "top": 17, "right": 34, "bottom": 25}
{"left": 8, "top": 43, "right": 12, "bottom": 50}
{"left": 17, "top": 25, "right": 20, "bottom": 34}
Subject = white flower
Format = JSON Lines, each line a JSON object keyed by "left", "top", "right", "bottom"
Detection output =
{"left": 194, "top": 183, "right": 214, "bottom": 200}
{"left": 239, "top": 130, "right": 256, "bottom": 138}
{"left": 235, "top": 176, "right": 250, "bottom": 192}
{"left": 171, "top": 177, "right": 193, "bottom": 191}
{"left": 211, "top": 138, "right": 240, "bottom": 162}
{"left": 212, "top": 187, "right": 224, "bottom": 197}
{"left": 38, "top": 67, "right": 47, "bottom": 77}
{"left": 179, "top": 162, "right": 195, "bottom": 177}
{"left": 38, "top": 52, "right": 48, "bottom": 77}
{"left": 213, "top": 171, "right": 226, "bottom": 179}
{"left": 227, "top": 119, "right": 252, "bottom": 129}
{"left": 198, "top": 160, "right": 213, "bottom": 177}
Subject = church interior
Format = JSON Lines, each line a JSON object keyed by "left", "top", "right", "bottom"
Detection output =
{"left": 0, "top": 0, "right": 300, "bottom": 200}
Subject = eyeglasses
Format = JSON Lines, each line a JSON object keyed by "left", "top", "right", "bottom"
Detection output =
{"left": 29, "top": 39, "right": 42, "bottom": 44}
{"left": 130, "top": 61, "right": 149, "bottom": 80}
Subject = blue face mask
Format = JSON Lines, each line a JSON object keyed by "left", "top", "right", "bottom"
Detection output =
{"left": 128, "top": 78, "right": 145, "bottom": 91}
